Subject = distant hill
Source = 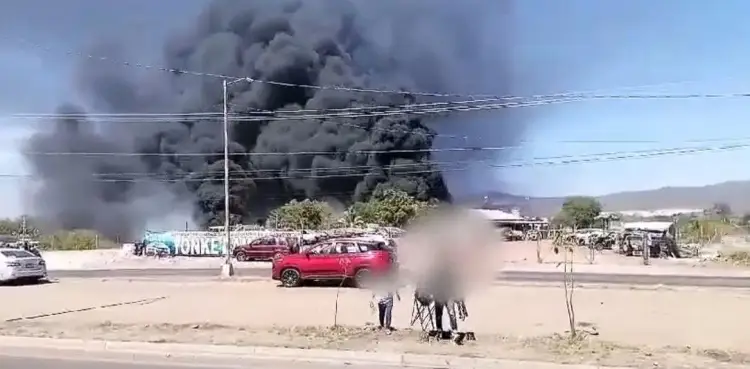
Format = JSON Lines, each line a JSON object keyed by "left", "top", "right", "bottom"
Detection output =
{"left": 459, "top": 180, "right": 750, "bottom": 217}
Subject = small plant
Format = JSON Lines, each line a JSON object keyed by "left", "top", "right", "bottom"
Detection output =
{"left": 555, "top": 239, "right": 577, "bottom": 339}
{"left": 334, "top": 257, "right": 352, "bottom": 327}
{"left": 586, "top": 240, "right": 601, "bottom": 264}
{"left": 717, "top": 249, "right": 750, "bottom": 267}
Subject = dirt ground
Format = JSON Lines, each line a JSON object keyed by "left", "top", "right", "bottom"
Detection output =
{"left": 42, "top": 239, "right": 749, "bottom": 276}
{"left": 498, "top": 240, "right": 630, "bottom": 265}
{"left": 497, "top": 240, "right": 750, "bottom": 271}
{"left": 1, "top": 279, "right": 750, "bottom": 368}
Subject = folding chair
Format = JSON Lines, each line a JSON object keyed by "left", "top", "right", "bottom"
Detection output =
{"left": 410, "top": 290, "right": 436, "bottom": 339}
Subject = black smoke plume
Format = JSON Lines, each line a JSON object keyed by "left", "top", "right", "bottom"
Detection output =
{"left": 24, "top": 0, "right": 518, "bottom": 239}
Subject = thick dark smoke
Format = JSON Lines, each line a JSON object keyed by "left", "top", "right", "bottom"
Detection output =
{"left": 24, "top": 0, "right": 518, "bottom": 239}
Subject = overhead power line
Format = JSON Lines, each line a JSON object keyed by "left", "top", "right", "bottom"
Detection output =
{"left": 9, "top": 39, "right": 745, "bottom": 144}
{"left": 24, "top": 90, "right": 750, "bottom": 124}
{"left": 5, "top": 97, "right": 546, "bottom": 119}
{"left": 4, "top": 98, "right": 577, "bottom": 122}
{"left": 20, "top": 140, "right": 750, "bottom": 158}
{"left": 4, "top": 99, "right": 580, "bottom": 141}
{"left": 9, "top": 89, "right": 750, "bottom": 122}
{"left": 11, "top": 94, "right": 744, "bottom": 142}
{"left": 14, "top": 38, "right": 745, "bottom": 102}
{"left": 12, "top": 142, "right": 749, "bottom": 182}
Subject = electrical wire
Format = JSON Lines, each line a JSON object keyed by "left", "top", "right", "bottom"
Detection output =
{"left": 4, "top": 97, "right": 552, "bottom": 119}
{"left": 4, "top": 98, "right": 580, "bottom": 141}
{"left": 9, "top": 40, "right": 745, "bottom": 143}
{"left": 19, "top": 140, "right": 750, "bottom": 158}
{"left": 11, "top": 39, "right": 750, "bottom": 150}
{"left": 10, "top": 142, "right": 749, "bottom": 182}
{"left": 3, "top": 98, "right": 576, "bottom": 122}
{"left": 14, "top": 37, "right": 749, "bottom": 102}
{"left": 8, "top": 91, "right": 750, "bottom": 123}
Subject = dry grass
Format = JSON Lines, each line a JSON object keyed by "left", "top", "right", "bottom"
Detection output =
{"left": 5, "top": 279, "right": 750, "bottom": 368}
{"left": 1, "top": 321, "right": 748, "bottom": 369}
{"left": 716, "top": 249, "right": 750, "bottom": 267}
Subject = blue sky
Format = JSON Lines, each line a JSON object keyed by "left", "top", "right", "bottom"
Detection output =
{"left": 501, "top": 0, "right": 750, "bottom": 197}
{"left": 0, "top": 0, "right": 208, "bottom": 217}
{"left": 1, "top": 1, "right": 750, "bottom": 216}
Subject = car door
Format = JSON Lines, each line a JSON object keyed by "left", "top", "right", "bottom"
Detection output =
{"left": 301, "top": 243, "right": 334, "bottom": 278}
{"left": 255, "top": 238, "right": 279, "bottom": 259}
{"left": 331, "top": 242, "right": 359, "bottom": 277}
{"left": 315, "top": 243, "right": 349, "bottom": 278}
{"left": 253, "top": 237, "right": 279, "bottom": 259}
{"left": 271, "top": 238, "right": 290, "bottom": 258}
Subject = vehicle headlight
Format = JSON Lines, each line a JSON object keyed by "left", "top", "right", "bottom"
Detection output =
{"left": 5, "top": 261, "right": 20, "bottom": 267}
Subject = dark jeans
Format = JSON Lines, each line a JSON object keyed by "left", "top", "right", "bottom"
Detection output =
{"left": 434, "top": 301, "right": 458, "bottom": 331}
{"left": 378, "top": 300, "right": 393, "bottom": 329}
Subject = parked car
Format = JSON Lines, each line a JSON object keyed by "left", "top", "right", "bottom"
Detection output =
{"left": 0, "top": 247, "right": 47, "bottom": 283}
{"left": 233, "top": 237, "right": 292, "bottom": 262}
{"left": 572, "top": 228, "right": 604, "bottom": 245}
{"left": 272, "top": 238, "right": 396, "bottom": 288}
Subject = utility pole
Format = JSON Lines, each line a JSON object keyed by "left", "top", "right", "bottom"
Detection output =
{"left": 20, "top": 215, "right": 27, "bottom": 238}
{"left": 220, "top": 77, "right": 250, "bottom": 278}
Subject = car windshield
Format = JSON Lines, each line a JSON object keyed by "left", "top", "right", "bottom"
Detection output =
{"left": 1, "top": 250, "right": 35, "bottom": 258}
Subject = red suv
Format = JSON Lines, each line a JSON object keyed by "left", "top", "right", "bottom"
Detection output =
{"left": 272, "top": 238, "right": 396, "bottom": 288}
{"left": 233, "top": 237, "right": 291, "bottom": 262}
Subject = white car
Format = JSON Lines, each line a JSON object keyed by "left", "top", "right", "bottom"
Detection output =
{"left": 0, "top": 248, "right": 48, "bottom": 283}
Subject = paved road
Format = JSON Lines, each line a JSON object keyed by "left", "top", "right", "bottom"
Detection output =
{"left": 48, "top": 268, "right": 750, "bottom": 288}
{"left": 0, "top": 353, "right": 399, "bottom": 369}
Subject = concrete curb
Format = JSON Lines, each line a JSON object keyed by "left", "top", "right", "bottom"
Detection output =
{"left": 0, "top": 335, "right": 628, "bottom": 369}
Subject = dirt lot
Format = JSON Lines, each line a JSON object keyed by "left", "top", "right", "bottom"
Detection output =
{"left": 498, "top": 239, "right": 750, "bottom": 271}
{"left": 1, "top": 279, "right": 750, "bottom": 368}
{"left": 42, "top": 239, "right": 750, "bottom": 278}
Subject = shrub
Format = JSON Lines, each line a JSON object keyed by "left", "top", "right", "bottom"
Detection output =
{"left": 37, "top": 230, "right": 102, "bottom": 251}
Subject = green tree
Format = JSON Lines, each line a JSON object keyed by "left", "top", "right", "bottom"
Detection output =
{"left": 0, "top": 218, "right": 20, "bottom": 235}
{"left": 557, "top": 196, "right": 602, "bottom": 229}
{"left": 550, "top": 212, "right": 571, "bottom": 229}
{"left": 352, "top": 188, "right": 430, "bottom": 227}
{"left": 341, "top": 207, "right": 367, "bottom": 228}
{"left": 0, "top": 216, "right": 42, "bottom": 236}
{"left": 269, "top": 199, "right": 334, "bottom": 230}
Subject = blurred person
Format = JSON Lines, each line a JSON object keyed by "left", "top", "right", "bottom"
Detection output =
{"left": 134, "top": 241, "right": 145, "bottom": 256}
{"left": 370, "top": 271, "right": 401, "bottom": 333}
{"left": 22, "top": 241, "right": 41, "bottom": 257}
{"left": 429, "top": 257, "right": 460, "bottom": 333}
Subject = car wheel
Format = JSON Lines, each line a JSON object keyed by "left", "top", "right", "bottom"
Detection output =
{"left": 235, "top": 252, "right": 250, "bottom": 262}
{"left": 354, "top": 268, "right": 371, "bottom": 288}
{"left": 281, "top": 269, "right": 301, "bottom": 288}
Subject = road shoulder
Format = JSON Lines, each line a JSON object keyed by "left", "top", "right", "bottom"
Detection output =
{"left": 0, "top": 336, "right": 624, "bottom": 369}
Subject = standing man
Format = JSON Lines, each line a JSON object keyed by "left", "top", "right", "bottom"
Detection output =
{"left": 429, "top": 259, "right": 459, "bottom": 335}
{"left": 370, "top": 272, "right": 401, "bottom": 334}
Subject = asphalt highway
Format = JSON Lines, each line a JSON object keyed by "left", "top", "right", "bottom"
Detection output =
{"left": 48, "top": 267, "right": 750, "bottom": 288}
{"left": 0, "top": 353, "right": 402, "bottom": 369}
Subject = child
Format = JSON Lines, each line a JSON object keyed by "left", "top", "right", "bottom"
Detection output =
{"left": 370, "top": 274, "right": 401, "bottom": 333}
